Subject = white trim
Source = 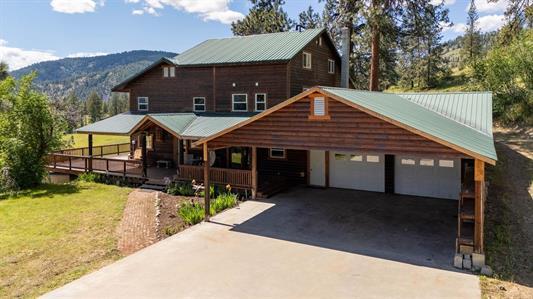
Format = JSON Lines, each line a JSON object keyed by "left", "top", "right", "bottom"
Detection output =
{"left": 193, "top": 97, "right": 206, "bottom": 112}
{"left": 303, "top": 51, "right": 312, "bottom": 69}
{"left": 255, "top": 93, "right": 267, "bottom": 112}
{"left": 137, "top": 97, "right": 149, "bottom": 111}
{"left": 269, "top": 148, "right": 286, "bottom": 159}
{"left": 328, "top": 59, "right": 335, "bottom": 74}
{"left": 232, "top": 94, "right": 248, "bottom": 112}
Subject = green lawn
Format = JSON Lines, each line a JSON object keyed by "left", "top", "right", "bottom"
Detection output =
{"left": 0, "top": 182, "right": 131, "bottom": 298}
{"left": 63, "top": 133, "right": 130, "bottom": 148}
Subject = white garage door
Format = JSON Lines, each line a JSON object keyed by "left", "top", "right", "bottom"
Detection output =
{"left": 329, "top": 152, "right": 385, "bottom": 192}
{"left": 395, "top": 156, "right": 461, "bottom": 200}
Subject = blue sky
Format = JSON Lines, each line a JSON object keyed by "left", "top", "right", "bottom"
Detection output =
{"left": 0, "top": 0, "right": 509, "bottom": 70}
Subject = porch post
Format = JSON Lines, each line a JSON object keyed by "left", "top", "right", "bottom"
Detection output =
{"left": 251, "top": 146, "right": 257, "bottom": 199}
{"left": 87, "top": 134, "right": 93, "bottom": 172}
{"left": 325, "top": 150, "right": 330, "bottom": 188}
{"left": 203, "top": 143, "right": 210, "bottom": 221}
{"left": 140, "top": 133, "right": 147, "bottom": 177}
{"left": 474, "top": 159, "right": 485, "bottom": 253}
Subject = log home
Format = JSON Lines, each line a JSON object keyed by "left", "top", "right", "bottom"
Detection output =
{"left": 47, "top": 28, "right": 496, "bottom": 260}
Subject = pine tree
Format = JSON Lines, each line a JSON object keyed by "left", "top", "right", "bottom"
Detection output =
{"left": 0, "top": 61, "right": 9, "bottom": 81}
{"left": 231, "top": 0, "right": 293, "bottom": 36}
{"left": 86, "top": 91, "right": 103, "bottom": 123}
{"left": 108, "top": 93, "right": 128, "bottom": 116}
{"left": 298, "top": 6, "right": 322, "bottom": 29}
{"left": 462, "top": 0, "right": 482, "bottom": 65}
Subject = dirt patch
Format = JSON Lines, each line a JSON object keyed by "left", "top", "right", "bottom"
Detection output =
{"left": 483, "top": 126, "right": 533, "bottom": 298}
{"left": 157, "top": 193, "right": 196, "bottom": 238}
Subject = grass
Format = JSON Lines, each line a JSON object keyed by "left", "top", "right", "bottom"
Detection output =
{"left": 0, "top": 182, "right": 131, "bottom": 298}
{"left": 63, "top": 133, "right": 129, "bottom": 148}
{"left": 387, "top": 68, "right": 475, "bottom": 93}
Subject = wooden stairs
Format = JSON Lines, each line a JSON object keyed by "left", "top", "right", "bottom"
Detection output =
{"left": 457, "top": 186, "right": 475, "bottom": 253}
{"left": 256, "top": 176, "right": 294, "bottom": 199}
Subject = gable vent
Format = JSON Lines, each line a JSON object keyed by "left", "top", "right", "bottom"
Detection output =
{"left": 314, "top": 97, "right": 325, "bottom": 116}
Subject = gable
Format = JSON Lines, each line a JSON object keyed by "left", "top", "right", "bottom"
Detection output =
{"left": 206, "top": 95, "right": 463, "bottom": 158}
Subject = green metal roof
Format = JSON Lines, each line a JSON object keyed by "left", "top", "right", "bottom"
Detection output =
{"left": 75, "top": 113, "right": 251, "bottom": 138}
{"left": 396, "top": 92, "right": 493, "bottom": 136}
{"left": 149, "top": 113, "right": 197, "bottom": 135}
{"left": 322, "top": 87, "right": 496, "bottom": 162}
{"left": 75, "top": 113, "right": 145, "bottom": 135}
{"left": 173, "top": 28, "right": 327, "bottom": 66}
{"left": 181, "top": 115, "right": 250, "bottom": 138}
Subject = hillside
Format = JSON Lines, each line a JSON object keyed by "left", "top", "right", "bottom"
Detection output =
{"left": 11, "top": 50, "right": 176, "bottom": 100}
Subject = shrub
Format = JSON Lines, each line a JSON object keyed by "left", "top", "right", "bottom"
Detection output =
{"left": 77, "top": 172, "right": 99, "bottom": 182}
{"left": 178, "top": 202, "right": 204, "bottom": 225}
{"left": 210, "top": 192, "right": 238, "bottom": 215}
{"left": 166, "top": 181, "right": 195, "bottom": 196}
{"left": 198, "top": 185, "right": 215, "bottom": 198}
{"left": 163, "top": 226, "right": 179, "bottom": 236}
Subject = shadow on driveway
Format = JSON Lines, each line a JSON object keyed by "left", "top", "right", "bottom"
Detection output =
{"left": 231, "top": 187, "right": 459, "bottom": 271}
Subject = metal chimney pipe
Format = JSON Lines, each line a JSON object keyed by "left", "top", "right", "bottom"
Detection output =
{"left": 340, "top": 27, "right": 350, "bottom": 88}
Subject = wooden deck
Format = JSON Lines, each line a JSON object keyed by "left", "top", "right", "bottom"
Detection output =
{"left": 46, "top": 143, "right": 253, "bottom": 188}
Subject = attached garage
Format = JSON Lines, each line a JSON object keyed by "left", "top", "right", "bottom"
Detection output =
{"left": 195, "top": 87, "right": 497, "bottom": 255}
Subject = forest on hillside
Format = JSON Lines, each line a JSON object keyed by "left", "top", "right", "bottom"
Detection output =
{"left": 232, "top": 0, "right": 532, "bottom": 125}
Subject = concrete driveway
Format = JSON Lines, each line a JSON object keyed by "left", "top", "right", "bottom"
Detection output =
{"left": 43, "top": 188, "right": 480, "bottom": 299}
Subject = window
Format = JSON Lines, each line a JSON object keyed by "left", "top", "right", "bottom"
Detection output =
{"left": 309, "top": 96, "right": 330, "bottom": 120}
{"left": 193, "top": 97, "right": 206, "bottom": 112}
{"left": 350, "top": 155, "right": 363, "bottom": 162}
{"left": 318, "top": 37, "right": 323, "bottom": 46}
{"left": 401, "top": 158, "right": 416, "bottom": 165}
{"left": 366, "top": 155, "right": 380, "bottom": 163}
{"left": 328, "top": 59, "right": 335, "bottom": 74}
{"left": 439, "top": 160, "right": 454, "bottom": 167}
{"left": 255, "top": 93, "right": 267, "bottom": 111}
{"left": 269, "top": 148, "right": 286, "bottom": 159}
{"left": 303, "top": 52, "right": 312, "bottom": 69}
{"left": 163, "top": 66, "right": 175, "bottom": 77}
{"left": 137, "top": 97, "right": 149, "bottom": 111}
{"left": 335, "top": 153, "right": 348, "bottom": 161}
{"left": 232, "top": 94, "right": 248, "bottom": 112}
{"left": 146, "top": 135, "right": 153, "bottom": 150}
{"left": 420, "top": 159, "right": 434, "bottom": 166}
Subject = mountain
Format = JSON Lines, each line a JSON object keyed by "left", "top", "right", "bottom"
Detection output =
{"left": 11, "top": 50, "right": 177, "bottom": 100}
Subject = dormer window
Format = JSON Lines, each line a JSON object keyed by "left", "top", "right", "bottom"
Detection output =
{"left": 163, "top": 66, "right": 175, "bottom": 77}
{"left": 303, "top": 52, "right": 312, "bottom": 69}
{"left": 308, "top": 95, "right": 330, "bottom": 120}
{"left": 137, "top": 97, "right": 149, "bottom": 111}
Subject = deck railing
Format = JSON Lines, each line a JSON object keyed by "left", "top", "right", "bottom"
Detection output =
{"left": 178, "top": 165, "right": 252, "bottom": 188}
{"left": 47, "top": 153, "right": 142, "bottom": 177}
{"left": 55, "top": 143, "right": 130, "bottom": 157}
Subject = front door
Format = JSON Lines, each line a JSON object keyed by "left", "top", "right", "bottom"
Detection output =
{"left": 309, "top": 150, "right": 326, "bottom": 187}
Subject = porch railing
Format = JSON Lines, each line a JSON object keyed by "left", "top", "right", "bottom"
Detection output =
{"left": 178, "top": 165, "right": 252, "bottom": 188}
{"left": 55, "top": 143, "right": 130, "bottom": 157}
{"left": 47, "top": 153, "right": 143, "bottom": 177}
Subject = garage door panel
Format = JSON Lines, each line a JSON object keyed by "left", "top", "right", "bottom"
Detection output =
{"left": 395, "top": 157, "right": 460, "bottom": 200}
{"left": 330, "top": 152, "right": 385, "bottom": 192}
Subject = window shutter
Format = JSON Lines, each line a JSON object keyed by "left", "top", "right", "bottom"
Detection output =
{"left": 313, "top": 97, "right": 325, "bottom": 116}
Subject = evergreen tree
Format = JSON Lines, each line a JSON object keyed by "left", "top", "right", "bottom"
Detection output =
{"left": 86, "top": 91, "right": 103, "bottom": 123}
{"left": 0, "top": 61, "right": 9, "bottom": 81}
{"left": 51, "top": 91, "right": 83, "bottom": 132}
{"left": 462, "top": 0, "right": 482, "bottom": 65}
{"left": 108, "top": 92, "right": 128, "bottom": 116}
{"left": 298, "top": 6, "right": 322, "bottom": 29}
{"left": 498, "top": 0, "right": 532, "bottom": 45}
{"left": 231, "top": 0, "right": 293, "bottom": 35}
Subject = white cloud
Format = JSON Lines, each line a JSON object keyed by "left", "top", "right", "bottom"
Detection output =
{"left": 430, "top": 0, "right": 456, "bottom": 6}
{"left": 466, "top": 0, "right": 508, "bottom": 13}
{"left": 0, "top": 39, "right": 60, "bottom": 70}
{"left": 443, "top": 14, "right": 506, "bottom": 34}
{"left": 132, "top": 9, "right": 144, "bottom": 15}
{"left": 66, "top": 52, "right": 108, "bottom": 58}
{"left": 127, "top": 0, "right": 244, "bottom": 24}
{"left": 477, "top": 14, "right": 506, "bottom": 32}
{"left": 50, "top": 0, "right": 103, "bottom": 14}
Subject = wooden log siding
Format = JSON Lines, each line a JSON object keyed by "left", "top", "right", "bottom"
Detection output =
{"left": 208, "top": 97, "right": 464, "bottom": 157}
